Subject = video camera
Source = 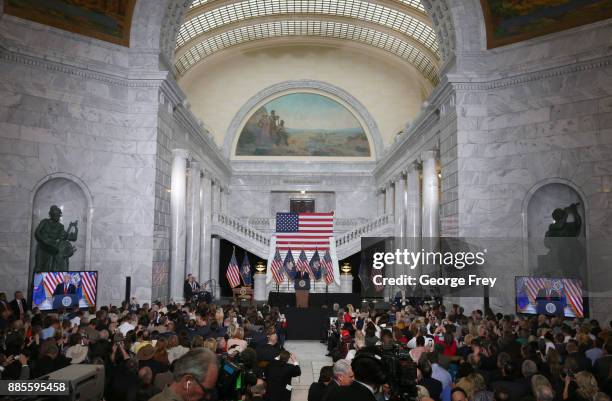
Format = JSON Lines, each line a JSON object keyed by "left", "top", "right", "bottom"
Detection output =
{"left": 216, "top": 352, "right": 258, "bottom": 401}
{"left": 380, "top": 344, "right": 418, "bottom": 401}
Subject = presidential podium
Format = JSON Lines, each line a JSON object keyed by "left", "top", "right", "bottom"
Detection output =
{"left": 536, "top": 296, "right": 564, "bottom": 316}
{"left": 294, "top": 273, "right": 310, "bottom": 308}
{"left": 52, "top": 294, "right": 80, "bottom": 310}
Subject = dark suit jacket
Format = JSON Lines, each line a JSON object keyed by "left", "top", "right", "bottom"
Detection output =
{"left": 256, "top": 343, "right": 281, "bottom": 362}
{"left": 9, "top": 299, "right": 27, "bottom": 317}
{"left": 53, "top": 282, "right": 76, "bottom": 295}
{"left": 308, "top": 382, "right": 329, "bottom": 401}
{"left": 326, "top": 381, "right": 376, "bottom": 401}
{"left": 536, "top": 288, "right": 561, "bottom": 299}
{"left": 265, "top": 360, "right": 301, "bottom": 401}
{"left": 183, "top": 280, "right": 200, "bottom": 300}
{"left": 321, "top": 380, "right": 339, "bottom": 401}
{"left": 420, "top": 377, "right": 443, "bottom": 401}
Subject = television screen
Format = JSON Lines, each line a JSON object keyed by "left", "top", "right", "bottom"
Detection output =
{"left": 515, "top": 276, "right": 584, "bottom": 318}
{"left": 31, "top": 271, "right": 98, "bottom": 311}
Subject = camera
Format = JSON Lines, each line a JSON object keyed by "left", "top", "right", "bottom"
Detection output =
{"left": 381, "top": 346, "right": 418, "bottom": 401}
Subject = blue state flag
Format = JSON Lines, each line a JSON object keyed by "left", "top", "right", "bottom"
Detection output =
{"left": 241, "top": 253, "right": 252, "bottom": 286}
{"left": 310, "top": 250, "right": 322, "bottom": 280}
{"left": 283, "top": 250, "right": 297, "bottom": 280}
{"left": 32, "top": 274, "right": 46, "bottom": 306}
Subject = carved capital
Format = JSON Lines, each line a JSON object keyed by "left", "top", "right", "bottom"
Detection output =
{"left": 172, "top": 148, "right": 190, "bottom": 160}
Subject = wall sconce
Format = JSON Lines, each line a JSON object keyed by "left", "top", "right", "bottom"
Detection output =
{"left": 300, "top": 190, "right": 306, "bottom": 194}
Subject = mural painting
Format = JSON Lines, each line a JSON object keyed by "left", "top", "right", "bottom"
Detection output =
{"left": 4, "top": 0, "right": 136, "bottom": 46}
{"left": 481, "top": 0, "right": 612, "bottom": 48}
{"left": 235, "top": 93, "right": 371, "bottom": 157}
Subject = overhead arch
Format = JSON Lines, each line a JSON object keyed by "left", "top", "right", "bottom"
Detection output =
{"left": 175, "top": 20, "right": 438, "bottom": 82}
{"left": 173, "top": 0, "right": 440, "bottom": 83}
{"left": 224, "top": 80, "right": 384, "bottom": 160}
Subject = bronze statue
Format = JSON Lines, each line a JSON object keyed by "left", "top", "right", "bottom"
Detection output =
{"left": 541, "top": 203, "right": 584, "bottom": 279}
{"left": 545, "top": 203, "right": 582, "bottom": 238}
{"left": 34, "top": 205, "right": 78, "bottom": 272}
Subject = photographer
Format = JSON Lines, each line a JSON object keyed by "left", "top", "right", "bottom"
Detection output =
{"left": 265, "top": 350, "right": 301, "bottom": 401}
{"left": 328, "top": 351, "right": 386, "bottom": 401}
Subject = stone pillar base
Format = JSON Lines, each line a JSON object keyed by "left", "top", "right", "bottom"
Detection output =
{"left": 254, "top": 273, "right": 267, "bottom": 301}
{"left": 340, "top": 274, "right": 353, "bottom": 293}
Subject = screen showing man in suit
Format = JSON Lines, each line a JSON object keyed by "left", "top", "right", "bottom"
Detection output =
{"left": 515, "top": 277, "right": 583, "bottom": 318}
{"left": 31, "top": 271, "right": 98, "bottom": 311}
{"left": 53, "top": 273, "right": 76, "bottom": 295}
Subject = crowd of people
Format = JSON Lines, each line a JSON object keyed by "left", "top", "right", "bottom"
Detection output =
{"left": 314, "top": 301, "right": 611, "bottom": 401}
{"left": 0, "top": 290, "right": 299, "bottom": 401}
{"left": 1, "top": 289, "right": 611, "bottom": 401}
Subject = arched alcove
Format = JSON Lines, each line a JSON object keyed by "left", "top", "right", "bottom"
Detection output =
{"left": 29, "top": 176, "right": 92, "bottom": 281}
{"left": 524, "top": 180, "right": 587, "bottom": 283}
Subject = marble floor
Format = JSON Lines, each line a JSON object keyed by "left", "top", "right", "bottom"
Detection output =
{"left": 283, "top": 340, "right": 333, "bottom": 401}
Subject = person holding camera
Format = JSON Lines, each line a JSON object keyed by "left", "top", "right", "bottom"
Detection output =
{"left": 265, "top": 350, "right": 301, "bottom": 401}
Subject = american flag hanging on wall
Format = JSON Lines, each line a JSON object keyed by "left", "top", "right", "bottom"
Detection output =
{"left": 275, "top": 212, "right": 334, "bottom": 251}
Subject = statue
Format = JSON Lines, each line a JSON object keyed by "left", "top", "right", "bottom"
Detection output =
{"left": 541, "top": 203, "right": 584, "bottom": 279}
{"left": 545, "top": 203, "right": 582, "bottom": 238}
{"left": 34, "top": 205, "right": 78, "bottom": 272}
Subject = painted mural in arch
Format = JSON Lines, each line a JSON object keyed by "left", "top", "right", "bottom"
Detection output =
{"left": 235, "top": 93, "right": 371, "bottom": 157}
{"left": 481, "top": 0, "right": 612, "bottom": 48}
{"left": 3, "top": 0, "right": 136, "bottom": 46}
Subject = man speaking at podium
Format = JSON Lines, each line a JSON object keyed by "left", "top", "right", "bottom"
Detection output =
{"left": 295, "top": 269, "right": 310, "bottom": 308}
{"left": 536, "top": 280, "right": 563, "bottom": 316}
{"left": 53, "top": 273, "right": 76, "bottom": 295}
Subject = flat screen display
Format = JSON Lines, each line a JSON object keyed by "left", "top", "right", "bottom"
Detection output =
{"left": 515, "top": 276, "right": 584, "bottom": 318}
{"left": 31, "top": 271, "right": 98, "bottom": 311}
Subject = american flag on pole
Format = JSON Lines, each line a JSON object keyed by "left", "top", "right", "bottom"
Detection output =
{"left": 270, "top": 249, "right": 284, "bottom": 284}
{"left": 275, "top": 212, "right": 334, "bottom": 251}
{"left": 226, "top": 251, "right": 241, "bottom": 288}
{"left": 43, "top": 272, "right": 63, "bottom": 297}
{"left": 81, "top": 271, "right": 97, "bottom": 306}
{"left": 297, "top": 249, "right": 313, "bottom": 276}
{"left": 322, "top": 250, "right": 334, "bottom": 285}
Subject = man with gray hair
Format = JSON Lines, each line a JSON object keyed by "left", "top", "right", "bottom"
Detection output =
{"left": 150, "top": 348, "right": 218, "bottom": 401}
{"left": 522, "top": 359, "right": 538, "bottom": 379}
{"left": 534, "top": 385, "right": 554, "bottom": 401}
{"left": 322, "top": 359, "right": 354, "bottom": 401}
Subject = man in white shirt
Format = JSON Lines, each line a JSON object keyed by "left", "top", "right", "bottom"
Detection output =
{"left": 118, "top": 314, "right": 136, "bottom": 336}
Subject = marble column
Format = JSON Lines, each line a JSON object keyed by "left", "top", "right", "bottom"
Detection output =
{"left": 220, "top": 188, "right": 228, "bottom": 214}
{"left": 186, "top": 161, "right": 201, "bottom": 276}
{"left": 393, "top": 174, "right": 406, "bottom": 294}
{"left": 376, "top": 188, "right": 385, "bottom": 216}
{"left": 405, "top": 161, "right": 422, "bottom": 296}
{"left": 170, "top": 149, "right": 189, "bottom": 302}
{"left": 210, "top": 236, "right": 220, "bottom": 299}
{"left": 212, "top": 182, "right": 222, "bottom": 214}
{"left": 385, "top": 182, "right": 394, "bottom": 215}
{"left": 199, "top": 173, "right": 213, "bottom": 285}
{"left": 421, "top": 150, "right": 440, "bottom": 241}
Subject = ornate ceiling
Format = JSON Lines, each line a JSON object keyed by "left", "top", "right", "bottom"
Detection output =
{"left": 173, "top": 0, "right": 441, "bottom": 83}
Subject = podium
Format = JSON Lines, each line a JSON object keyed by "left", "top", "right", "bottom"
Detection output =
{"left": 294, "top": 274, "right": 310, "bottom": 308}
{"left": 536, "top": 297, "right": 564, "bottom": 316}
{"left": 52, "top": 294, "right": 80, "bottom": 310}
{"left": 232, "top": 287, "right": 254, "bottom": 304}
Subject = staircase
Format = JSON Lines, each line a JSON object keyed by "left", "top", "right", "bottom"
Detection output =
{"left": 211, "top": 213, "right": 394, "bottom": 260}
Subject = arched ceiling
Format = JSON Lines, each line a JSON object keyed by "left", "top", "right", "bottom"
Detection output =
{"left": 173, "top": 0, "right": 441, "bottom": 84}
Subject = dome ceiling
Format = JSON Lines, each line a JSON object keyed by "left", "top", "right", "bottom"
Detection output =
{"left": 174, "top": 0, "right": 440, "bottom": 83}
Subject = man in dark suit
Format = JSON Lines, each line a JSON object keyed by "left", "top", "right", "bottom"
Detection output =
{"left": 9, "top": 291, "right": 27, "bottom": 320}
{"left": 536, "top": 281, "right": 561, "bottom": 299}
{"left": 265, "top": 350, "right": 301, "bottom": 401}
{"left": 327, "top": 353, "right": 383, "bottom": 401}
{"left": 256, "top": 333, "right": 281, "bottom": 363}
{"left": 53, "top": 274, "right": 76, "bottom": 295}
{"left": 183, "top": 274, "right": 200, "bottom": 302}
{"left": 322, "top": 359, "right": 354, "bottom": 401}
{"left": 308, "top": 366, "right": 333, "bottom": 401}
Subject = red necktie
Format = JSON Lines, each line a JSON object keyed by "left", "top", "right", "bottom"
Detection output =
{"left": 64, "top": 285, "right": 67, "bottom": 295}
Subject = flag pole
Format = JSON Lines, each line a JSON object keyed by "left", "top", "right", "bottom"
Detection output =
{"left": 313, "top": 246, "right": 316, "bottom": 293}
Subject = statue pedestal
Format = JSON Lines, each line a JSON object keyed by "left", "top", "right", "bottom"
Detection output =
{"left": 340, "top": 274, "right": 353, "bottom": 293}
{"left": 254, "top": 273, "right": 267, "bottom": 301}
